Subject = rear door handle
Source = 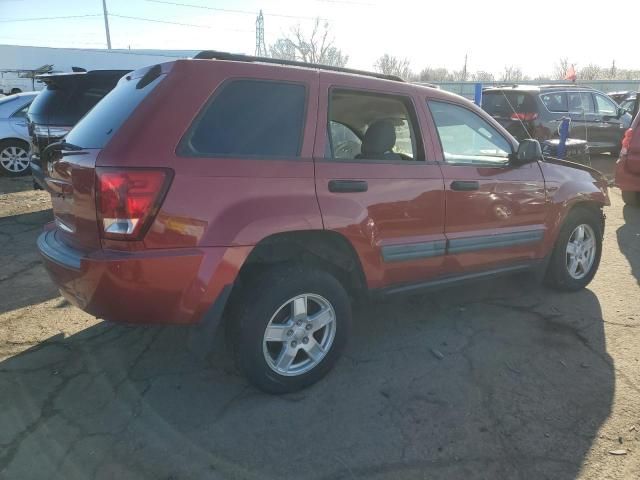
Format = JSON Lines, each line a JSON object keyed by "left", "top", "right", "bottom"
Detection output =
{"left": 328, "top": 179, "right": 368, "bottom": 193}
{"left": 450, "top": 180, "right": 479, "bottom": 191}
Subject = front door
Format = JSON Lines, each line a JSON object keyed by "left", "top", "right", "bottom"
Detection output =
{"left": 425, "top": 99, "right": 547, "bottom": 275}
{"left": 592, "top": 92, "right": 625, "bottom": 150}
{"left": 314, "top": 74, "right": 445, "bottom": 289}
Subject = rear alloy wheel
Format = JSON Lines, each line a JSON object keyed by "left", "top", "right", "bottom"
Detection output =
{"left": 544, "top": 209, "right": 602, "bottom": 291}
{"left": 621, "top": 191, "right": 639, "bottom": 207}
{"left": 230, "top": 266, "right": 351, "bottom": 393}
{"left": 263, "top": 294, "right": 336, "bottom": 377}
{"left": 0, "top": 141, "right": 30, "bottom": 176}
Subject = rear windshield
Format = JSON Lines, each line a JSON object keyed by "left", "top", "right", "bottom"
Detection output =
{"left": 28, "top": 73, "right": 124, "bottom": 126}
{"left": 65, "top": 72, "right": 164, "bottom": 149}
{"left": 482, "top": 92, "right": 537, "bottom": 116}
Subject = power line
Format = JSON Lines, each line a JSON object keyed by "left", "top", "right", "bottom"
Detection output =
{"left": 109, "top": 13, "right": 210, "bottom": 28}
{"left": 0, "top": 14, "right": 102, "bottom": 23}
{"left": 145, "top": 0, "right": 325, "bottom": 21}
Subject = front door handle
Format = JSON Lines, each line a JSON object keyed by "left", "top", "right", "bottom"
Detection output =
{"left": 328, "top": 179, "right": 368, "bottom": 193}
{"left": 450, "top": 180, "right": 479, "bottom": 191}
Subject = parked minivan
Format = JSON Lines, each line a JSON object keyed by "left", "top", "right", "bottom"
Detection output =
{"left": 28, "top": 69, "right": 130, "bottom": 189}
{"left": 483, "top": 85, "right": 632, "bottom": 154}
{"left": 38, "top": 53, "right": 609, "bottom": 393}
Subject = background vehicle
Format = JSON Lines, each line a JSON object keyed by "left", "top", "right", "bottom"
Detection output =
{"left": 28, "top": 69, "right": 130, "bottom": 189}
{"left": 619, "top": 95, "right": 637, "bottom": 115}
{"left": 0, "top": 92, "right": 37, "bottom": 176}
{"left": 0, "top": 71, "right": 44, "bottom": 95}
{"left": 37, "top": 55, "right": 609, "bottom": 393}
{"left": 615, "top": 112, "right": 640, "bottom": 205}
{"left": 608, "top": 90, "right": 634, "bottom": 104}
{"left": 482, "top": 85, "right": 632, "bottom": 154}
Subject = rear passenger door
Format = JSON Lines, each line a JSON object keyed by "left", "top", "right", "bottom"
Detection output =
{"left": 314, "top": 73, "right": 446, "bottom": 290}
{"left": 425, "top": 99, "right": 547, "bottom": 275}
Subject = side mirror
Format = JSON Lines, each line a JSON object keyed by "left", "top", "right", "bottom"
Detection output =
{"left": 514, "top": 139, "right": 543, "bottom": 163}
{"left": 618, "top": 107, "right": 627, "bottom": 118}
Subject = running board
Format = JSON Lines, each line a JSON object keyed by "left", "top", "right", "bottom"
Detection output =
{"left": 376, "top": 261, "right": 542, "bottom": 297}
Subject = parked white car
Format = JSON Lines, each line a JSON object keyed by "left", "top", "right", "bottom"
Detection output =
{"left": 0, "top": 92, "right": 38, "bottom": 176}
{"left": 0, "top": 72, "right": 43, "bottom": 95}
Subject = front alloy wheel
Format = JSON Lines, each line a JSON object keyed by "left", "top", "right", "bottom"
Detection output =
{"left": 565, "top": 224, "right": 596, "bottom": 280}
{"left": 544, "top": 208, "right": 602, "bottom": 291}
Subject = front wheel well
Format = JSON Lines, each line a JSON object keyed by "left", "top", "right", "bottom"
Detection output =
{"left": 566, "top": 201, "right": 605, "bottom": 237}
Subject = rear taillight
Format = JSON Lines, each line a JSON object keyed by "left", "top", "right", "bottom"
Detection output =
{"left": 96, "top": 168, "right": 172, "bottom": 240}
{"left": 33, "top": 125, "right": 72, "bottom": 137}
{"left": 621, "top": 128, "right": 634, "bottom": 153}
{"left": 510, "top": 112, "right": 538, "bottom": 121}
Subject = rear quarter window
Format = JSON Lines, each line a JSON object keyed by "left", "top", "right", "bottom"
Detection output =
{"left": 65, "top": 73, "right": 164, "bottom": 149}
{"left": 178, "top": 79, "right": 307, "bottom": 158}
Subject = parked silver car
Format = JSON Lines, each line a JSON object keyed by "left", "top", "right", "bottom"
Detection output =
{"left": 0, "top": 92, "right": 37, "bottom": 176}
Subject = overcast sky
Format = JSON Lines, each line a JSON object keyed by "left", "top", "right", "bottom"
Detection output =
{"left": 0, "top": 0, "right": 638, "bottom": 76}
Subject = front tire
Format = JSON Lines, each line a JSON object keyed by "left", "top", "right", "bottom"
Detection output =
{"left": 622, "top": 191, "right": 639, "bottom": 207}
{"left": 544, "top": 208, "right": 603, "bottom": 291}
{"left": 229, "top": 265, "right": 351, "bottom": 394}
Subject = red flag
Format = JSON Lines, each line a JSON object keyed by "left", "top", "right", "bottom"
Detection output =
{"left": 565, "top": 64, "right": 577, "bottom": 82}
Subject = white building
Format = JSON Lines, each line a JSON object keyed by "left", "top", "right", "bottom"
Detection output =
{"left": 0, "top": 44, "right": 200, "bottom": 93}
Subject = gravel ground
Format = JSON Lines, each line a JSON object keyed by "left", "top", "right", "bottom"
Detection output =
{"left": 0, "top": 158, "right": 639, "bottom": 480}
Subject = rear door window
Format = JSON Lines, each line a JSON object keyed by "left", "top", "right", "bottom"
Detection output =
{"left": 326, "top": 89, "right": 422, "bottom": 161}
{"left": 567, "top": 92, "right": 595, "bottom": 113}
{"left": 540, "top": 92, "right": 568, "bottom": 112}
{"left": 180, "top": 80, "right": 307, "bottom": 157}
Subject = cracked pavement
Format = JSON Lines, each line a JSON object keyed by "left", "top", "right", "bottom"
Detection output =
{"left": 1, "top": 167, "right": 639, "bottom": 480}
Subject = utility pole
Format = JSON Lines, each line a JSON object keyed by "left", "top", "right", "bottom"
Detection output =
{"left": 255, "top": 10, "right": 266, "bottom": 57}
{"left": 102, "top": 0, "right": 112, "bottom": 49}
{"left": 462, "top": 53, "right": 468, "bottom": 82}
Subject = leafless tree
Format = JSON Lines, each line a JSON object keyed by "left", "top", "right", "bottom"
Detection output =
{"left": 269, "top": 18, "right": 348, "bottom": 67}
{"left": 501, "top": 65, "right": 526, "bottom": 82}
{"left": 579, "top": 64, "right": 603, "bottom": 81}
{"left": 374, "top": 54, "right": 414, "bottom": 80}
{"left": 471, "top": 70, "right": 494, "bottom": 82}
{"left": 417, "top": 67, "right": 451, "bottom": 82}
{"left": 553, "top": 57, "right": 569, "bottom": 80}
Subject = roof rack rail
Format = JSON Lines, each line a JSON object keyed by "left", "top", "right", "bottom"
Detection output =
{"left": 193, "top": 50, "right": 404, "bottom": 82}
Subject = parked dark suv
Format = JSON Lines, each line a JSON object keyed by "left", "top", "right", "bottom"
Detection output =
{"left": 37, "top": 53, "right": 609, "bottom": 393}
{"left": 483, "top": 85, "right": 632, "bottom": 154}
{"left": 28, "top": 69, "right": 129, "bottom": 189}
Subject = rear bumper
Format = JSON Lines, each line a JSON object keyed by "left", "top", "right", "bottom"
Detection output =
{"left": 615, "top": 157, "right": 640, "bottom": 192}
{"left": 37, "top": 227, "right": 251, "bottom": 325}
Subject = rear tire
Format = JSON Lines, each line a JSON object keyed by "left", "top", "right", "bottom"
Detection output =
{"left": 622, "top": 191, "right": 640, "bottom": 207}
{"left": 228, "top": 265, "right": 351, "bottom": 394}
{"left": 0, "top": 140, "right": 30, "bottom": 177}
{"left": 544, "top": 208, "right": 603, "bottom": 291}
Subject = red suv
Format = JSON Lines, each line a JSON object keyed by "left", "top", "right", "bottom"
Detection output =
{"left": 615, "top": 112, "right": 640, "bottom": 206}
{"left": 38, "top": 53, "right": 610, "bottom": 393}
